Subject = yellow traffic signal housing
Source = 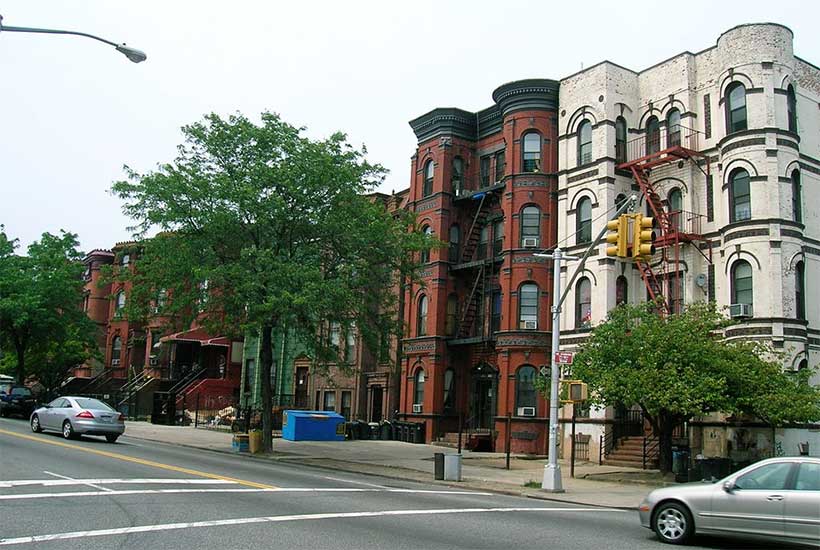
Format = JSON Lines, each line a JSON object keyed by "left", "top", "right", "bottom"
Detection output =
{"left": 632, "top": 214, "right": 656, "bottom": 259}
{"left": 560, "top": 380, "right": 589, "bottom": 403}
{"left": 606, "top": 215, "right": 628, "bottom": 257}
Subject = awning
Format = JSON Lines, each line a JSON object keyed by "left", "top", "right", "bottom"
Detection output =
{"left": 160, "top": 328, "right": 230, "bottom": 347}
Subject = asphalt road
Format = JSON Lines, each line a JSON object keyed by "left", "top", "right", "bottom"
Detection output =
{"left": 0, "top": 417, "right": 779, "bottom": 549}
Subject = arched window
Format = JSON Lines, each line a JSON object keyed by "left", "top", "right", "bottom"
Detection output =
{"left": 515, "top": 365, "right": 537, "bottom": 411}
{"left": 729, "top": 169, "right": 751, "bottom": 222}
{"left": 445, "top": 294, "right": 458, "bottom": 337}
{"left": 787, "top": 85, "right": 797, "bottom": 133}
{"left": 576, "top": 277, "right": 592, "bottom": 328}
{"left": 797, "top": 359, "right": 808, "bottom": 372}
{"left": 518, "top": 283, "right": 539, "bottom": 330}
{"left": 615, "top": 117, "right": 627, "bottom": 164}
{"left": 111, "top": 336, "right": 122, "bottom": 363}
{"left": 423, "top": 160, "right": 434, "bottom": 197}
{"left": 417, "top": 296, "right": 428, "bottom": 337}
{"left": 616, "top": 276, "right": 628, "bottom": 306}
{"left": 520, "top": 206, "right": 540, "bottom": 246}
{"left": 796, "top": 261, "right": 805, "bottom": 320}
{"left": 577, "top": 121, "right": 592, "bottom": 166}
{"left": 726, "top": 83, "right": 747, "bottom": 133}
{"left": 731, "top": 260, "right": 753, "bottom": 312}
{"left": 615, "top": 193, "right": 627, "bottom": 211}
{"left": 420, "top": 226, "right": 433, "bottom": 263}
{"left": 668, "top": 188, "right": 683, "bottom": 230}
{"left": 522, "top": 133, "right": 541, "bottom": 172}
{"left": 667, "top": 109, "right": 681, "bottom": 147}
{"left": 413, "top": 368, "right": 425, "bottom": 407}
{"left": 492, "top": 218, "right": 504, "bottom": 257}
{"left": 443, "top": 369, "right": 455, "bottom": 411}
{"left": 448, "top": 224, "right": 460, "bottom": 263}
{"left": 791, "top": 170, "right": 802, "bottom": 223}
{"left": 577, "top": 197, "right": 592, "bottom": 244}
{"left": 645, "top": 116, "right": 660, "bottom": 155}
{"left": 452, "top": 157, "right": 464, "bottom": 196}
{"left": 115, "top": 290, "right": 126, "bottom": 311}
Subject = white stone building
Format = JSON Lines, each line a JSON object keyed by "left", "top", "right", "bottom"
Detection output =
{"left": 554, "top": 23, "right": 820, "bottom": 462}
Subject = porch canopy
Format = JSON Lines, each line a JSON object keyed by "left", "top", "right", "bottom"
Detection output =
{"left": 159, "top": 327, "right": 230, "bottom": 347}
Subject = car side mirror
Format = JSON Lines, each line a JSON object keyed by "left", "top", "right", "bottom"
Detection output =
{"left": 42, "top": 404, "right": 50, "bottom": 409}
{"left": 722, "top": 480, "right": 736, "bottom": 493}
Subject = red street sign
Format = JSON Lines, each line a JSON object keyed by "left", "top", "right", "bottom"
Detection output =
{"left": 554, "top": 351, "right": 574, "bottom": 365}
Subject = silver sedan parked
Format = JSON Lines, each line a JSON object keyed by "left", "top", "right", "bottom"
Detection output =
{"left": 639, "top": 456, "right": 820, "bottom": 547}
{"left": 30, "top": 396, "right": 125, "bottom": 443}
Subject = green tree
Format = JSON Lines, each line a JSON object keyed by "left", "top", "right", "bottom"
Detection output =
{"left": 0, "top": 228, "right": 97, "bottom": 386}
{"left": 570, "top": 301, "right": 820, "bottom": 473}
{"left": 111, "top": 112, "right": 428, "bottom": 452}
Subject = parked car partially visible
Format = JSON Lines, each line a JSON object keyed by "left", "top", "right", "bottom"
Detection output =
{"left": 0, "top": 384, "right": 36, "bottom": 418}
{"left": 639, "top": 456, "right": 820, "bottom": 547}
{"left": 30, "top": 396, "right": 125, "bottom": 443}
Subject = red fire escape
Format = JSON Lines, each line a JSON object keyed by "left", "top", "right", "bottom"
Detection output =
{"left": 616, "top": 124, "right": 712, "bottom": 313}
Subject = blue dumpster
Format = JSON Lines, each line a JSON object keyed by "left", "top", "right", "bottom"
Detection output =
{"left": 282, "top": 410, "right": 346, "bottom": 442}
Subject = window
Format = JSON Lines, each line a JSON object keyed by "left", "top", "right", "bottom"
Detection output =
{"left": 796, "top": 261, "right": 805, "bottom": 320}
{"left": 615, "top": 117, "right": 627, "bottom": 164}
{"left": 520, "top": 206, "right": 540, "bottom": 246}
{"left": 729, "top": 169, "right": 751, "bottom": 222}
{"left": 795, "top": 462, "right": 820, "bottom": 491}
{"left": 111, "top": 336, "right": 122, "bottom": 362}
{"left": 115, "top": 291, "right": 126, "bottom": 312}
{"left": 82, "top": 294, "right": 89, "bottom": 312}
{"left": 615, "top": 193, "right": 627, "bottom": 211}
{"left": 446, "top": 295, "right": 458, "bottom": 337}
{"left": 330, "top": 322, "right": 341, "bottom": 349}
{"left": 577, "top": 197, "right": 592, "bottom": 244}
{"left": 443, "top": 369, "right": 455, "bottom": 411}
{"left": 576, "top": 277, "right": 591, "bottom": 328}
{"left": 491, "top": 290, "right": 502, "bottom": 334}
{"left": 414, "top": 369, "right": 425, "bottom": 406}
{"left": 787, "top": 85, "right": 797, "bottom": 133}
{"left": 492, "top": 219, "right": 504, "bottom": 257}
{"left": 726, "top": 83, "right": 747, "bottom": 133}
{"left": 420, "top": 225, "right": 432, "bottom": 263}
{"left": 735, "top": 462, "right": 793, "bottom": 491}
{"left": 731, "top": 260, "right": 753, "bottom": 310}
{"left": 480, "top": 155, "right": 491, "bottom": 187}
{"left": 577, "top": 121, "right": 592, "bottom": 165}
{"left": 616, "top": 276, "right": 628, "bottom": 306}
{"left": 494, "top": 150, "right": 506, "bottom": 182}
{"left": 417, "top": 296, "right": 428, "bottom": 336}
{"left": 345, "top": 327, "right": 356, "bottom": 364}
{"left": 522, "top": 133, "right": 541, "bottom": 172}
{"left": 668, "top": 188, "right": 682, "bottom": 231}
{"left": 198, "top": 279, "right": 209, "bottom": 310}
{"left": 476, "top": 224, "right": 490, "bottom": 260}
{"left": 448, "top": 225, "right": 460, "bottom": 263}
{"left": 518, "top": 283, "right": 538, "bottom": 329}
{"left": 423, "top": 160, "right": 434, "bottom": 197}
{"left": 516, "top": 366, "right": 537, "bottom": 411}
{"left": 121, "top": 253, "right": 130, "bottom": 267}
{"left": 452, "top": 157, "right": 464, "bottom": 196}
{"left": 791, "top": 170, "right": 802, "bottom": 223}
{"left": 668, "top": 274, "right": 684, "bottom": 315}
{"left": 156, "top": 288, "right": 167, "bottom": 308}
{"left": 645, "top": 116, "right": 660, "bottom": 155}
{"left": 666, "top": 109, "right": 681, "bottom": 147}
{"left": 341, "top": 391, "right": 352, "bottom": 420}
{"left": 244, "top": 359, "right": 255, "bottom": 394}
{"left": 323, "top": 391, "right": 336, "bottom": 412}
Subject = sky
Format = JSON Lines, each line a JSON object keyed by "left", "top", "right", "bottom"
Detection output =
{"left": 1, "top": 0, "right": 818, "bottom": 252}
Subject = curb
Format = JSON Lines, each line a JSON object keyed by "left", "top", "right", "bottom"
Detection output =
{"left": 121, "top": 432, "right": 640, "bottom": 510}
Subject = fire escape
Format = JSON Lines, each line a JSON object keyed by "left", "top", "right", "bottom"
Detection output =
{"left": 616, "top": 124, "right": 712, "bottom": 313}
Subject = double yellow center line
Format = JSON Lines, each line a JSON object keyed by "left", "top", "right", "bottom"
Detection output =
{"left": 0, "top": 428, "right": 276, "bottom": 489}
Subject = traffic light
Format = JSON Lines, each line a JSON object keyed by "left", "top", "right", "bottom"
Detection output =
{"left": 606, "top": 215, "right": 628, "bottom": 257}
{"left": 560, "top": 380, "right": 589, "bottom": 403}
{"left": 632, "top": 214, "right": 656, "bottom": 259}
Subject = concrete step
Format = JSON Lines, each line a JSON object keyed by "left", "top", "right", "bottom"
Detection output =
{"left": 603, "top": 458, "right": 657, "bottom": 469}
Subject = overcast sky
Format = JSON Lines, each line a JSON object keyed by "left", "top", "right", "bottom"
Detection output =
{"left": 1, "top": 0, "right": 818, "bottom": 252}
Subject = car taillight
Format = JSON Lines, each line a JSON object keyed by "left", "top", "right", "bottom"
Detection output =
{"left": 75, "top": 410, "right": 94, "bottom": 419}
{"left": 117, "top": 413, "right": 125, "bottom": 423}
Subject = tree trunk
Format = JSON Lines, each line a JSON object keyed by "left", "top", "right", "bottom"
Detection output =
{"left": 260, "top": 324, "right": 274, "bottom": 453}
{"left": 657, "top": 412, "right": 675, "bottom": 474}
{"left": 14, "top": 339, "right": 26, "bottom": 385}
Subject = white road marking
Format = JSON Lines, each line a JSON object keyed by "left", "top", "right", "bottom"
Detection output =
{"left": 43, "top": 471, "right": 113, "bottom": 493}
{"left": 0, "top": 488, "right": 493, "bottom": 501}
{"left": 321, "top": 475, "right": 389, "bottom": 489}
{"left": 0, "top": 507, "right": 626, "bottom": 545}
{"left": 0, "top": 478, "right": 238, "bottom": 488}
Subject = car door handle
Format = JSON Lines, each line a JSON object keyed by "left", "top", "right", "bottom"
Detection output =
{"left": 766, "top": 495, "right": 784, "bottom": 501}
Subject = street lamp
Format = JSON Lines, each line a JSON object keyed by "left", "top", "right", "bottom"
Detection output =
{"left": 0, "top": 14, "right": 147, "bottom": 63}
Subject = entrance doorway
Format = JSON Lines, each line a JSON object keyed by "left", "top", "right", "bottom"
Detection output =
{"left": 370, "top": 386, "right": 383, "bottom": 422}
{"left": 294, "top": 367, "right": 309, "bottom": 408}
{"left": 470, "top": 363, "right": 497, "bottom": 430}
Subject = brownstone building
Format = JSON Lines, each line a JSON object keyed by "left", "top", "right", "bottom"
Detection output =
{"left": 401, "top": 79, "right": 560, "bottom": 452}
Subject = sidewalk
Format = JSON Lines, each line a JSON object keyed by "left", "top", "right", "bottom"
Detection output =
{"left": 123, "top": 421, "right": 669, "bottom": 509}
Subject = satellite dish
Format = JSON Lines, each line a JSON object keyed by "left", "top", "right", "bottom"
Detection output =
{"left": 695, "top": 273, "right": 707, "bottom": 288}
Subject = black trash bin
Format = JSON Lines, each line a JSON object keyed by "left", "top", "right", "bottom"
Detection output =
{"left": 434, "top": 452, "right": 445, "bottom": 480}
{"left": 391, "top": 421, "right": 401, "bottom": 441}
{"left": 346, "top": 422, "right": 357, "bottom": 440}
{"left": 380, "top": 421, "right": 392, "bottom": 440}
{"left": 355, "top": 420, "right": 368, "bottom": 440}
{"left": 412, "top": 422, "right": 425, "bottom": 444}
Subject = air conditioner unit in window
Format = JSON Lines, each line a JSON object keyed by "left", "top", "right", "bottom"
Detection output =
{"left": 521, "top": 320, "right": 537, "bottom": 330}
{"left": 111, "top": 359, "right": 120, "bottom": 366}
{"left": 412, "top": 403, "right": 423, "bottom": 414}
{"left": 517, "top": 406, "right": 536, "bottom": 417}
{"left": 522, "top": 237, "right": 539, "bottom": 248}
{"left": 729, "top": 303, "right": 753, "bottom": 318}
{"left": 149, "top": 358, "right": 159, "bottom": 367}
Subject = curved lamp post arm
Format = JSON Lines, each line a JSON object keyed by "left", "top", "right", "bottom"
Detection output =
{"left": 0, "top": 15, "right": 146, "bottom": 63}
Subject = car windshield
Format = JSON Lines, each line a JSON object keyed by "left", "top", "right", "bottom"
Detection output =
{"left": 74, "top": 398, "right": 115, "bottom": 411}
{"left": 11, "top": 387, "right": 32, "bottom": 396}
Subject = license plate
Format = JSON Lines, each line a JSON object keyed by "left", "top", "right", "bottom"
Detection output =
{"left": 100, "top": 415, "right": 113, "bottom": 423}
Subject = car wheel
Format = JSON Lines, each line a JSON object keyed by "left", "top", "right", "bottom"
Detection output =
{"left": 105, "top": 434, "right": 119, "bottom": 443}
{"left": 30, "top": 414, "right": 43, "bottom": 433}
{"left": 653, "top": 501, "right": 693, "bottom": 545}
{"left": 62, "top": 420, "right": 75, "bottom": 440}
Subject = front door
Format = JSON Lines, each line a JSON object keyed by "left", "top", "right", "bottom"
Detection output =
{"left": 294, "top": 367, "right": 309, "bottom": 409}
{"left": 370, "top": 386, "right": 383, "bottom": 423}
{"left": 470, "top": 364, "right": 497, "bottom": 429}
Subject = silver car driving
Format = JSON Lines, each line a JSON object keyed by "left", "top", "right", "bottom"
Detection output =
{"left": 639, "top": 456, "right": 820, "bottom": 547}
{"left": 30, "top": 396, "right": 125, "bottom": 443}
